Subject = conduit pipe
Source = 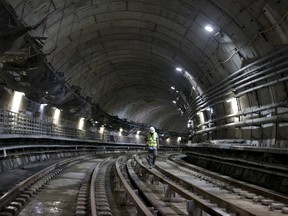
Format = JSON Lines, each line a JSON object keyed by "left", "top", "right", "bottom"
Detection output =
{"left": 232, "top": 60, "right": 288, "bottom": 90}
{"left": 189, "top": 62, "right": 288, "bottom": 115}
{"left": 187, "top": 48, "right": 288, "bottom": 116}
{"left": 235, "top": 75, "right": 288, "bottom": 98}
{"left": 204, "top": 46, "right": 288, "bottom": 96}
{"left": 196, "top": 102, "right": 288, "bottom": 128}
{"left": 190, "top": 115, "right": 288, "bottom": 137}
{"left": 189, "top": 52, "right": 288, "bottom": 111}
{"left": 189, "top": 66, "right": 288, "bottom": 118}
{"left": 188, "top": 56, "right": 288, "bottom": 118}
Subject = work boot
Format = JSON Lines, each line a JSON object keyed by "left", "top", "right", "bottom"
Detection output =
{"left": 146, "top": 156, "right": 150, "bottom": 165}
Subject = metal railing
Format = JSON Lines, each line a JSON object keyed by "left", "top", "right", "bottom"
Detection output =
{"left": 0, "top": 108, "right": 144, "bottom": 144}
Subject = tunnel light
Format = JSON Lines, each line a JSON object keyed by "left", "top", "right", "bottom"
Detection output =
{"left": 39, "top": 104, "right": 47, "bottom": 119}
{"left": 99, "top": 125, "right": 105, "bottom": 133}
{"left": 136, "top": 131, "right": 141, "bottom": 138}
{"left": 171, "top": 86, "right": 175, "bottom": 90}
{"left": 11, "top": 91, "right": 25, "bottom": 113}
{"left": 206, "top": 107, "right": 214, "bottom": 114}
{"left": 176, "top": 67, "right": 182, "bottom": 72}
{"left": 172, "top": 100, "right": 176, "bottom": 104}
{"left": 205, "top": 25, "right": 214, "bottom": 32}
{"left": 53, "top": 108, "right": 61, "bottom": 124}
{"left": 226, "top": 97, "right": 238, "bottom": 114}
{"left": 197, "top": 111, "right": 204, "bottom": 125}
{"left": 187, "top": 120, "right": 193, "bottom": 128}
{"left": 78, "top": 117, "right": 85, "bottom": 130}
{"left": 119, "top": 128, "right": 123, "bottom": 137}
{"left": 206, "top": 107, "right": 213, "bottom": 113}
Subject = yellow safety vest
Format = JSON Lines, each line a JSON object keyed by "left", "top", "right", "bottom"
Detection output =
{"left": 147, "top": 132, "right": 158, "bottom": 147}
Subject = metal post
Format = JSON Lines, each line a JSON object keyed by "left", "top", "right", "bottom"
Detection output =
{"left": 3, "top": 148, "right": 7, "bottom": 157}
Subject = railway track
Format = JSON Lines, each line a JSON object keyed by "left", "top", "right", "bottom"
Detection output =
{"left": 169, "top": 154, "right": 288, "bottom": 206}
{"left": 128, "top": 153, "right": 288, "bottom": 215}
{"left": 0, "top": 151, "right": 287, "bottom": 216}
{"left": 0, "top": 154, "right": 115, "bottom": 216}
{"left": 0, "top": 156, "right": 85, "bottom": 215}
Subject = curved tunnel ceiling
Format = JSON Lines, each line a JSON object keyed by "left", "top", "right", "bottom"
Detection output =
{"left": 6, "top": 0, "right": 288, "bottom": 133}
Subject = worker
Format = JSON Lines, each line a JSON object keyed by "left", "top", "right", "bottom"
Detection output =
{"left": 146, "top": 126, "right": 159, "bottom": 169}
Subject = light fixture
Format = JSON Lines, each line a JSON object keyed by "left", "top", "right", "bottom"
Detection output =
{"left": 205, "top": 25, "right": 214, "bottom": 32}
{"left": 11, "top": 91, "right": 25, "bottom": 113}
{"left": 176, "top": 67, "right": 182, "bottom": 72}
{"left": 53, "top": 108, "right": 61, "bottom": 124}
{"left": 99, "top": 125, "right": 105, "bottom": 133}
{"left": 226, "top": 97, "right": 238, "bottom": 114}
{"left": 171, "top": 86, "right": 175, "bottom": 90}
{"left": 78, "top": 117, "right": 85, "bottom": 130}
{"left": 172, "top": 100, "right": 176, "bottom": 104}
{"left": 206, "top": 107, "right": 213, "bottom": 114}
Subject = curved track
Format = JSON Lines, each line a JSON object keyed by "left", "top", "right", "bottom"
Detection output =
{"left": 1, "top": 151, "right": 287, "bottom": 216}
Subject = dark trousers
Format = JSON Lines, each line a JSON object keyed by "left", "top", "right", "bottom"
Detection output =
{"left": 147, "top": 148, "right": 157, "bottom": 165}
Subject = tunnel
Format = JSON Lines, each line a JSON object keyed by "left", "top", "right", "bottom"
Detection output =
{"left": 0, "top": 0, "right": 288, "bottom": 215}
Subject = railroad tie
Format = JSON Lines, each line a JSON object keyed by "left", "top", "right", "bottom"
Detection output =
{"left": 270, "top": 202, "right": 285, "bottom": 211}
{"left": 261, "top": 199, "right": 274, "bottom": 206}
{"left": 0, "top": 212, "right": 13, "bottom": 216}
{"left": 282, "top": 207, "right": 288, "bottom": 214}
{"left": 0, "top": 206, "right": 18, "bottom": 216}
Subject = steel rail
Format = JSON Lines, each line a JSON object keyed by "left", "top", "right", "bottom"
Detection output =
{"left": 132, "top": 154, "right": 231, "bottom": 216}
{"left": 0, "top": 156, "right": 78, "bottom": 210}
{"left": 115, "top": 156, "right": 154, "bottom": 216}
{"left": 170, "top": 154, "right": 288, "bottom": 205}
{"left": 90, "top": 163, "right": 100, "bottom": 216}
{"left": 90, "top": 157, "right": 113, "bottom": 216}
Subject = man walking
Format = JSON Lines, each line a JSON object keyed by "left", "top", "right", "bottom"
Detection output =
{"left": 146, "top": 126, "right": 159, "bottom": 169}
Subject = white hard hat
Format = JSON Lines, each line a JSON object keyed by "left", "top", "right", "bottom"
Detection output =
{"left": 149, "top": 127, "right": 155, "bottom": 133}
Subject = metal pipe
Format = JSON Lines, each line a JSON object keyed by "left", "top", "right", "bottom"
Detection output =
{"left": 196, "top": 102, "right": 288, "bottom": 129}
{"left": 188, "top": 54, "right": 288, "bottom": 118}
{"left": 189, "top": 51, "right": 288, "bottom": 111}
{"left": 204, "top": 47, "right": 288, "bottom": 96}
{"left": 190, "top": 115, "right": 287, "bottom": 137}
